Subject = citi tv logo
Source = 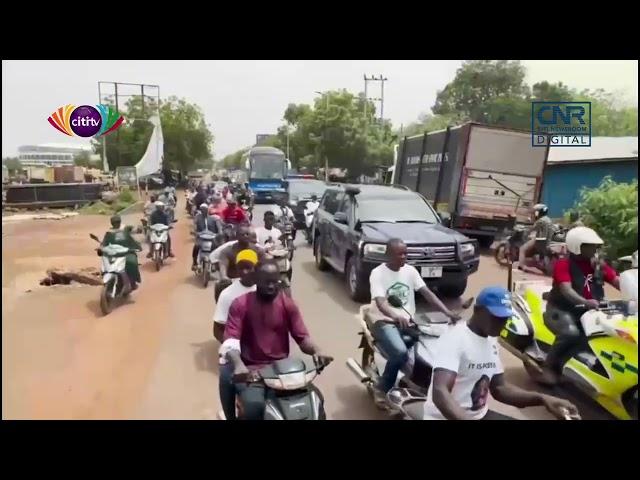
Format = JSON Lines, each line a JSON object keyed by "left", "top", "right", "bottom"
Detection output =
{"left": 48, "top": 104, "right": 124, "bottom": 138}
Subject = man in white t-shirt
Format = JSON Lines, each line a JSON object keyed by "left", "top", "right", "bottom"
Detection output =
{"left": 254, "top": 211, "right": 283, "bottom": 250}
{"left": 270, "top": 197, "right": 295, "bottom": 222}
{"left": 368, "top": 238, "right": 461, "bottom": 405}
{"left": 213, "top": 249, "right": 258, "bottom": 343}
{"left": 424, "top": 286, "right": 580, "bottom": 420}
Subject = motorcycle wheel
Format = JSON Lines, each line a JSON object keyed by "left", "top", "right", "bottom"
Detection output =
{"left": 154, "top": 251, "right": 161, "bottom": 271}
{"left": 202, "top": 264, "right": 210, "bottom": 288}
{"left": 494, "top": 244, "right": 510, "bottom": 266}
{"left": 100, "top": 282, "right": 114, "bottom": 316}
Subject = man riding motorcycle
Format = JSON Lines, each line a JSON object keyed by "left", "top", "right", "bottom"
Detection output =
{"left": 208, "top": 193, "right": 227, "bottom": 218}
{"left": 425, "top": 287, "right": 580, "bottom": 420}
{"left": 221, "top": 197, "right": 249, "bottom": 225}
{"left": 539, "top": 226, "right": 621, "bottom": 384}
{"left": 255, "top": 211, "right": 283, "bottom": 251}
{"left": 147, "top": 201, "right": 175, "bottom": 259}
{"left": 304, "top": 194, "right": 320, "bottom": 229}
{"left": 144, "top": 194, "right": 157, "bottom": 218}
{"left": 192, "top": 203, "right": 223, "bottom": 271}
{"left": 368, "top": 238, "right": 464, "bottom": 406}
{"left": 218, "top": 260, "right": 332, "bottom": 420}
{"left": 101, "top": 215, "right": 142, "bottom": 290}
{"left": 518, "top": 203, "right": 556, "bottom": 274}
{"left": 218, "top": 225, "right": 265, "bottom": 282}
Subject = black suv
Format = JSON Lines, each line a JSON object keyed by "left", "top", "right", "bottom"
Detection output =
{"left": 312, "top": 184, "right": 480, "bottom": 301}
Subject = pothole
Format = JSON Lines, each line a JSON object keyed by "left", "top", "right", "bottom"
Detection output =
{"left": 40, "top": 268, "right": 102, "bottom": 287}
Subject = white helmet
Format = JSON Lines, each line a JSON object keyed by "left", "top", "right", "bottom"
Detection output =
{"left": 565, "top": 226, "right": 603, "bottom": 255}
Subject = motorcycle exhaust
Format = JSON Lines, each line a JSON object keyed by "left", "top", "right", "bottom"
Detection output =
{"left": 346, "top": 358, "right": 370, "bottom": 383}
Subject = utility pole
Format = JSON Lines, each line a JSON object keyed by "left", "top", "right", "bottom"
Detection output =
{"left": 363, "top": 74, "right": 388, "bottom": 123}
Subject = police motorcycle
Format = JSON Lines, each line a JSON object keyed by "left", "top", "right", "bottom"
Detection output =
{"left": 498, "top": 250, "right": 638, "bottom": 420}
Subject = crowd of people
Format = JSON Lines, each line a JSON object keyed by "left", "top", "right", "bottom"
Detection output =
{"left": 95, "top": 181, "right": 635, "bottom": 421}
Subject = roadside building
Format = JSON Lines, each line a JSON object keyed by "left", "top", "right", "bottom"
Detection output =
{"left": 541, "top": 137, "right": 638, "bottom": 218}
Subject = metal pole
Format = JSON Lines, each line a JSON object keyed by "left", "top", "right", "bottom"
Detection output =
{"left": 380, "top": 75, "right": 385, "bottom": 121}
{"left": 286, "top": 129, "right": 290, "bottom": 159}
{"left": 364, "top": 75, "right": 368, "bottom": 119}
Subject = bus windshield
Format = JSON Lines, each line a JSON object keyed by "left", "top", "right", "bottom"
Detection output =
{"left": 250, "top": 154, "right": 285, "bottom": 179}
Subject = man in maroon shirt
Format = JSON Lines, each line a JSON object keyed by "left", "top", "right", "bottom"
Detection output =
{"left": 541, "top": 226, "right": 620, "bottom": 384}
{"left": 221, "top": 197, "right": 248, "bottom": 225}
{"left": 218, "top": 260, "right": 331, "bottom": 420}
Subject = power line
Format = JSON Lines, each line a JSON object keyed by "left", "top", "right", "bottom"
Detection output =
{"left": 363, "top": 74, "right": 388, "bottom": 122}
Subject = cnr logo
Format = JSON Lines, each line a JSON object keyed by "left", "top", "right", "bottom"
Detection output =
{"left": 536, "top": 105, "right": 587, "bottom": 125}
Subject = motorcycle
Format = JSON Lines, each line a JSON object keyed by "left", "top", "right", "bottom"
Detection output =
{"left": 195, "top": 230, "right": 217, "bottom": 288}
{"left": 346, "top": 295, "right": 467, "bottom": 416}
{"left": 149, "top": 223, "right": 172, "bottom": 271}
{"left": 89, "top": 233, "right": 138, "bottom": 316}
{"left": 499, "top": 261, "right": 638, "bottom": 420}
{"left": 493, "top": 224, "right": 567, "bottom": 275}
{"left": 220, "top": 356, "right": 333, "bottom": 420}
{"left": 269, "top": 246, "right": 293, "bottom": 295}
{"left": 276, "top": 218, "right": 295, "bottom": 260}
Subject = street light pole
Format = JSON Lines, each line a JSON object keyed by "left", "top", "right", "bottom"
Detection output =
{"left": 314, "top": 91, "right": 330, "bottom": 181}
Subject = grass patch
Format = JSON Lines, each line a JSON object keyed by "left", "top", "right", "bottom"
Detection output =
{"left": 80, "top": 188, "right": 138, "bottom": 215}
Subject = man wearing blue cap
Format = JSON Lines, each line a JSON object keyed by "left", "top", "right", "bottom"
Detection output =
{"left": 422, "top": 286, "right": 579, "bottom": 420}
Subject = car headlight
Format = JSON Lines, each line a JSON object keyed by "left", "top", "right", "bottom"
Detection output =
{"left": 460, "top": 242, "right": 476, "bottom": 258}
{"left": 364, "top": 243, "right": 387, "bottom": 256}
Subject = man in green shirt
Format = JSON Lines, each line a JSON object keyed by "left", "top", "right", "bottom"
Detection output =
{"left": 101, "top": 215, "right": 142, "bottom": 289}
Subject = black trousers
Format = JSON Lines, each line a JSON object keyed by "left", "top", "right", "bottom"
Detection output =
{"left": 545, "top": 303, "right": 582, "bottom": 372}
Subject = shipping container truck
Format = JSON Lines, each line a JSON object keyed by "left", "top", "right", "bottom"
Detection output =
{"left": 392, "top": 123, "right": 550, "bottom": 244}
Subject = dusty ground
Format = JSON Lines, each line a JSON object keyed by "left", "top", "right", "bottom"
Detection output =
{"left": 2, "top": 201, "right": 612, "bottom": 420}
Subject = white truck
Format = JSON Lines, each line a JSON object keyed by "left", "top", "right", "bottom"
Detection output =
{"left": 392, "top": 123, "right": 550, "bottom": 245}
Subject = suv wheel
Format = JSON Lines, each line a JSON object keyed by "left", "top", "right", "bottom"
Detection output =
{"left": 314, "top": 238, "right": 329, "bottom": 271}
{"left": 439, "top": 279, "right": 468, "bottom": 299}
{"left": 346, "top": 256, "right": 369, "bottom": 302}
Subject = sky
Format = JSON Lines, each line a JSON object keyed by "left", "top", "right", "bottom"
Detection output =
{"left": 2, "top": 60, "right": 637, "bottom": 159}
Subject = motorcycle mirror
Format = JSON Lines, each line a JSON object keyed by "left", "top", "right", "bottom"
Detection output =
{"left": 387, "top": 295, "right": 403, "bottom": 308}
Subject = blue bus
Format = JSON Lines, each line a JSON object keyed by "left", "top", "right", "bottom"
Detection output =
{"left": 243, "top": 146, "right": 291, "bottom": 203}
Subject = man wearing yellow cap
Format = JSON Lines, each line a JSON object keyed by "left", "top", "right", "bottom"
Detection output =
{"left": 215, "top": 249, "right": 258, "bottom": 420}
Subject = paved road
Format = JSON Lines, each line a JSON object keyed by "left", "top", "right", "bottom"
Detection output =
{"left": 2, "top": 200, "right": 610, "bottom": 420}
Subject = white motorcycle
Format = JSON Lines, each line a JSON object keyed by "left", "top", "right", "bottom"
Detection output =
{"left": 90, "top": 233, "right": 139, "bottom": 316}
{"left": 196, "top": 230, "right": 218, "bottom": 288}
{"left": 346, "top": 295, "right": 471, "bottom": 418}
{"left": 149, "top": 224, "right": 172, "bottom": 271}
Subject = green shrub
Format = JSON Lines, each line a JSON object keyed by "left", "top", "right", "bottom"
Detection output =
{"left": 572, "top": 176, "right": 638, "bottom": 260}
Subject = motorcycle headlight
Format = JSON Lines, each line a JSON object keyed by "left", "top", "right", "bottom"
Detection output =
{"left": 363, "top": 243, "right": 387, "bottom": 256}
{"left": 459, "top": 242, "right": 476, "bottom": 259}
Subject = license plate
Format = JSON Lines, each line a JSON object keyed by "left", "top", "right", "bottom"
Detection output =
{"left": 421, "top": 266, "right": 443, "bottom": 278}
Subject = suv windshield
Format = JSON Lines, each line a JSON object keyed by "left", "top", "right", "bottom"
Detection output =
{"left": 357, "top": 196, "right": 440, "bottom": 224}
{"left": 289, "top": 180, "right": 326, "bottom": 197}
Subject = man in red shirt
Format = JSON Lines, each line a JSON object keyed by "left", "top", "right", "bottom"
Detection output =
{"left": 218, "top": 260, "right": 331, "bottom": 420}
{"left": 542, "top": 226, "right": 620, "bottom": 384}
{"left": 221, "top": 197, "right": 248, "bottom": 225}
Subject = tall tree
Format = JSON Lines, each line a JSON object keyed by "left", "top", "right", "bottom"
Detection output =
{"left": 92, "top": 96, "right": 214, "bottom": 174}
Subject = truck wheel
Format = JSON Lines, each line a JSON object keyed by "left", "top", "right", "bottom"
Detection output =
{"left": 346, "top": 256, "right": 370, "bottom": 303}
{"left": 314, "top": 238, "right": 329, "bottom": 271}
{"left": 439, "top": 280, "right": 468, "bottom": 299}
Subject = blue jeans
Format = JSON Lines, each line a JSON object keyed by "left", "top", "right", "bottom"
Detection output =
{"left": 219, "top": 362, "right": 267, "bottom": 420}
{"left": 372, "top": 322, "right": 410, "bottom": 393}
{"left": 219, "top": 363, "right": 237, "bottom": 420}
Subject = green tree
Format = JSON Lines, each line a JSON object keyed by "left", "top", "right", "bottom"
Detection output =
{"left": 573, "top": 177, "right": 638, "bottom": 260}
{"left": 74, "top": 151, "right": 93, "bottom": 167}
{"left": 93, "top": 96, "right": 214, "bottom": 174}
{"left": 277, "top": 89, "right": 396, "bottom": 177}
{"left": 433, "top": 60, "right": 529, "bottom": 123}
{"left": 2, "top": 157, "right": 22, "bottom": 172}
